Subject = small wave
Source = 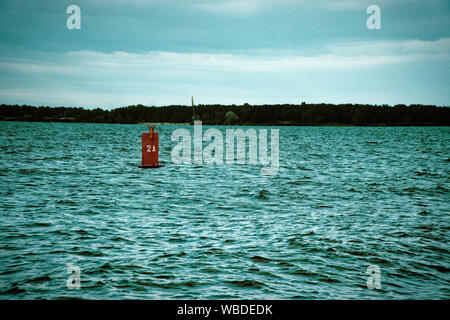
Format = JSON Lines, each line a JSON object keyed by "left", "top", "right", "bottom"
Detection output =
{"left": 255, "top": 270, "right": 281, "bottom": 279}
{"left": 1, "top": 285, "right": 25, "bottom": 295}
{"left": 394, "top": 267, "right": 427, "bottom": 279}
{"left": 25, "top": 275, "right": 52, "bottom": 283}
{"left": 76, "top": 250, "right": 104, "bottom": 257}
{"left": 49, "top": 230, "right": 70, "bottom": 236}
{"left": 344, "top": 249, "right": 369, "bottom": 257}
{"left": 250, "top": 255, "right": 272, "bottom": 263}
{"left": 153, "top": 274, "right": 176, "bottom": 279}
{"left": 75, "top": 229, "right": 89, "bottom": 235}
{"left": 200, "top": 267, "right": 220, "bottom": 274}
{"left": 316, "top": 204, "right": 333, "bottom": 208}
{"left": 55, "top": 199, "right": 77, "bottom": 205}
{"left": 298, "top": 166, "right": 314, "bottom": 171}
{"left": 168, "top": 237, "right": 186, "bottom": 243}
{"left": 226, "top": 279, "right": 265, "bottom": 289}
{"left": 389, "top": 231, "right": 410, "bottom": 237}
{"left": 427, "top": 264, "right": 449, "bottom": 273}
{"left": 29, "top": 222, "right": 51, "bottom": 227}
{"left": 318, "top": 276, "right": 340, "bottom": 284}
{"left": 310, "top": 153, "right": 327, "bottom": 158}
{"left": 413, "top": 224, "right": 435, "bottom": 232}
{"left": 402, "top": 186, "right": 421, "bottom": 193}
{"left": 153, "top": 280, "right": 202, "bottom": 289}
{"left": 204, "top": 248, "right": 225, "bottom": 256}
{"left": 256, "top": 189, "right": 270, "bottom": 200}
{"left": 18, "top": 168, "right": 40, "bottom": 174}
{"left": 0, "top": 269, "right": 20, "bottom": 276}
{"left": 158, "top": 252, "right": 186, "bottom": 259}
{"left": 292, "top": 269, "right": 318, "bottom": 277}
{"left": 369, "top": 257, "right": 391, "bottom": 266}
{"left": 111, "top": 236, "right": 134, "bottom": 243}
{"left": 99, "top": 263, "right": 114, "bottom": 271}
{"left": 55, "top": 295, "right": 86, "bottom": 300}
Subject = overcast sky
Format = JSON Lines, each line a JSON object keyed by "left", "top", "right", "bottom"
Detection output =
{"left": 0, "top": 0, "right": 449, "bottom": 108}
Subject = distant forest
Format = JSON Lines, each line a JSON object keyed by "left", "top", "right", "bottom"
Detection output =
{"left": 1, "top": 103, "right": 449, "bottom": 126}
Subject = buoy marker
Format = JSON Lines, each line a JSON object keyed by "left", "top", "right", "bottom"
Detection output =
{"left": 139, "top": 124, "right": 163, "bottom": 168}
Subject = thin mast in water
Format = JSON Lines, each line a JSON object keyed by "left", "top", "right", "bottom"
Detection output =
{"left": 192, "top": 96, "right": 200, "bottom": 122}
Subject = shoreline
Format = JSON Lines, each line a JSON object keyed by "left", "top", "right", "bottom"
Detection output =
{"left": 2, "top": 103, "right": 449, "bottom": 127}
{"left": 1, "top": 119, "right": 448, "bottom": 127}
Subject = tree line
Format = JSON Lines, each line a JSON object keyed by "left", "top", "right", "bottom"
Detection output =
{"left": 1, "top": 103, "right": 449, "bottom": 126}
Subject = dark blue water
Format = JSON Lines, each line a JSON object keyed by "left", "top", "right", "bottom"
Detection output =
{"left": 0, "top": 122, "right": 449, "bottom": 299}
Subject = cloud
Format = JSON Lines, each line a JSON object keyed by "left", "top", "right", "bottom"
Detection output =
{"left": 327, "top": 37, "right": 450, "bottom": 56}
{"left": 0, "top": 38, "right": 448, "bottom": 107}
{"left": 0, "top": 87, "right": 159, "bottom": 108}
{"left": 1, "top": 38, "right": 448, "bottom": 76}
{"left": 0, "top": 60, "right": 82, "bottom": 76}
{"left": 192, "top": 0, "right": 304, "bottom": 16}
{"left": 191, "top": 0, "right": 428, "bottom": 16}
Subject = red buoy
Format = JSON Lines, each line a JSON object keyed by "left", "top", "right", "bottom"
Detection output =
{"left": 139, "top": 125, "right": 163, "bottom": 168}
